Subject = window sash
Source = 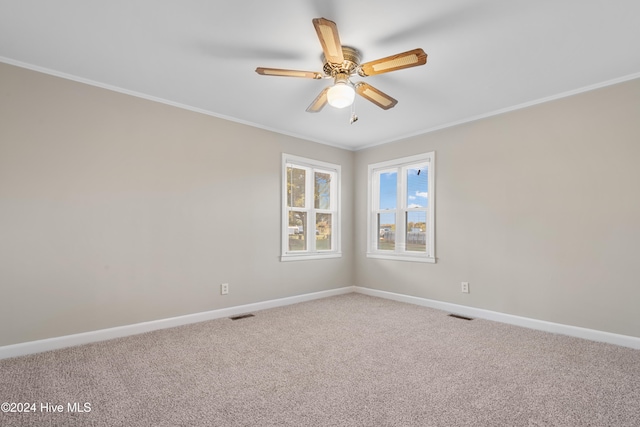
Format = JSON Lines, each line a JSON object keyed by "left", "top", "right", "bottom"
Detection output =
{"left": 282, "top": 154, "right": 341, "bottom": 260}
{"left": 367, "top": 153, "right": 435, "bottom": 262}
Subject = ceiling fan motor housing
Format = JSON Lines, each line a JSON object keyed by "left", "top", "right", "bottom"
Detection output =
{"left": 322, "top": 46, "right": 361, "bottom": 77}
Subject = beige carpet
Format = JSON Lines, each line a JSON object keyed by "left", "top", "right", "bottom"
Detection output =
{"left": 0, "top": 293, "right": 638, "bottom": 426}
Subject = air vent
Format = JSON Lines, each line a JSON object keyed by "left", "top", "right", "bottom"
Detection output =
{"left": 229, "top": 314, "right": 255, "bottom": 321}
{"left": 448, "top": 314, "right": 473, "bottom": 321}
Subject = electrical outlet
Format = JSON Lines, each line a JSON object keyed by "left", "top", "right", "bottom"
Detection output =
{"left": 221, "top": 283, "right": 229, "bottom": 295}
{"left": 461, "top": 282, "right": 470, "bottom": 293}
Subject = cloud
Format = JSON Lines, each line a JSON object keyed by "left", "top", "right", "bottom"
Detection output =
{"left": 408, "top": 203, "right": 423, "bottom": 208}
{"left": 415, "top": 191, "right": 428, "bottom": 198}
{"left": 409, "top": 195, "right": 416, "bottom": 200}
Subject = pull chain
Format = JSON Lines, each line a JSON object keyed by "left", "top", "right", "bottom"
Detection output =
{"left": 350, "top": 95, "right": 358, "bottom": 125}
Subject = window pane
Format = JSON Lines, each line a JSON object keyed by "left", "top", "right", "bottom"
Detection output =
{"left": 406, "top": 211, "right": 427, "bottom": 252}
{"left": 287, "top": 167, "right": 306, "bottom": 208}
{"left": 288, "top": 211, "right": 307, "bottom": 251}
{"left": 316, "top": 213, "right": 332, "bottom": 251}
{"left": 315, "top": 172, "right": 331, "bottom": 209}
{"left": 407, "top": 165, "right": 428, "bottom": 208}
{"left": 378, "top": 171, "right": 397, "bottom": 210}
{"left": 377, "top": 212, "right": 395, "bottom": 250}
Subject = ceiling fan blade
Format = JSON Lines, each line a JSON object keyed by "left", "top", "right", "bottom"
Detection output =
{"left": 255, "top": 67, "right": 323, "bottom": 79}
{"left": 358, "top": 48, "right": 427, "bottom": 76}
{"left": 306, "top": 87, "right": 330, "bottom": 112}
{"left": 355, "top": 83, "right": 398, "bottom": 110}
{"left": 312, "top": 18, "right": 344, "bottom": 64}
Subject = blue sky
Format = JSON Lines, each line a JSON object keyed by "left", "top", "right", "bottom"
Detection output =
{"left": 379, "top": 167, "right": 428, "bottom": 210}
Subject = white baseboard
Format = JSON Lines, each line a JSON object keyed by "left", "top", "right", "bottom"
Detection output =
{"left": 3, "top": 285, "right": 637, "bottom": 359}
{"left": 0, "top": 286, "right": 355, "bottom": 360}
{"left": 355, "top": 287, "right": 640, "bottom": 350}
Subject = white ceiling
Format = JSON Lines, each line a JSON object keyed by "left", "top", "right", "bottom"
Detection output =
{"left": 1, "top": 0, "right": 639, "bottom": 150}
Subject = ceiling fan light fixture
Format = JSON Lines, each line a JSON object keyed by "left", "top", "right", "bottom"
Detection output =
{"left": 327, "top": 73, "right": 355, "bottom": 108}
{"left": 327, "top": 82, "right": 355, "bottom": 108}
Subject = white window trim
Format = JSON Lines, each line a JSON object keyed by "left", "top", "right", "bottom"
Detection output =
{"left": 367, "top": 152, "right": 436, "bottom": 263}
{"left": 281, "top": 154, "right": 342, "bottom": 262}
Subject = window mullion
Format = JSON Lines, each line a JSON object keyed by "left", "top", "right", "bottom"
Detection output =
{"left": 371, "top": 172, "right": 379, "bottom": 252}
{"left": 397, "top": 166, "right": 407, "bottom": 253}
{"left": 306, "top": 167, "right": 314, "bottom": 253}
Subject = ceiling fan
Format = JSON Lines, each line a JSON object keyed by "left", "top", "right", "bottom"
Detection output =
{"left": 255, "top": 18, "right": 427, "bottom": 118}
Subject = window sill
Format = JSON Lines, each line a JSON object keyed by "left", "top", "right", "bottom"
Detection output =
{"left": 366, "top": 253, "right": 436, "bottom": 263}
{"left": 281, "top": 252, "right": 342, "bottom": 262}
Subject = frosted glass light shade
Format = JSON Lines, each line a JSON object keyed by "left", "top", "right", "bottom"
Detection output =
{"left": 327, "top": 82, "right": 355, "bottom": 108}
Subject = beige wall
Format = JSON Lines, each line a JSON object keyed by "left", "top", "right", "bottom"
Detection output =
{"left": 2, "top": 61, "right": 639, "bottom": 347}
{"left": 355, "top": 78, "right": 640, "bottom": 338}
{"left": 0, "top": 63, "right": 354, "bottom": 346}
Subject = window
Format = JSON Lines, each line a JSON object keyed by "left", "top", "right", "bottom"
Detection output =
{"left": 367, "top": 152, "right": 435, "bottom": 262}
{"left": 282, "top": 154, "right": 341, "bottom": 261}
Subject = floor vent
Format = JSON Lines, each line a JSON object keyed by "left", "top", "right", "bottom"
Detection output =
{"left": 448, "top": 314, "right": 473, "bottom": 321}
{"left": 229, "top": 314, "right": 255, "bottom": 321}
